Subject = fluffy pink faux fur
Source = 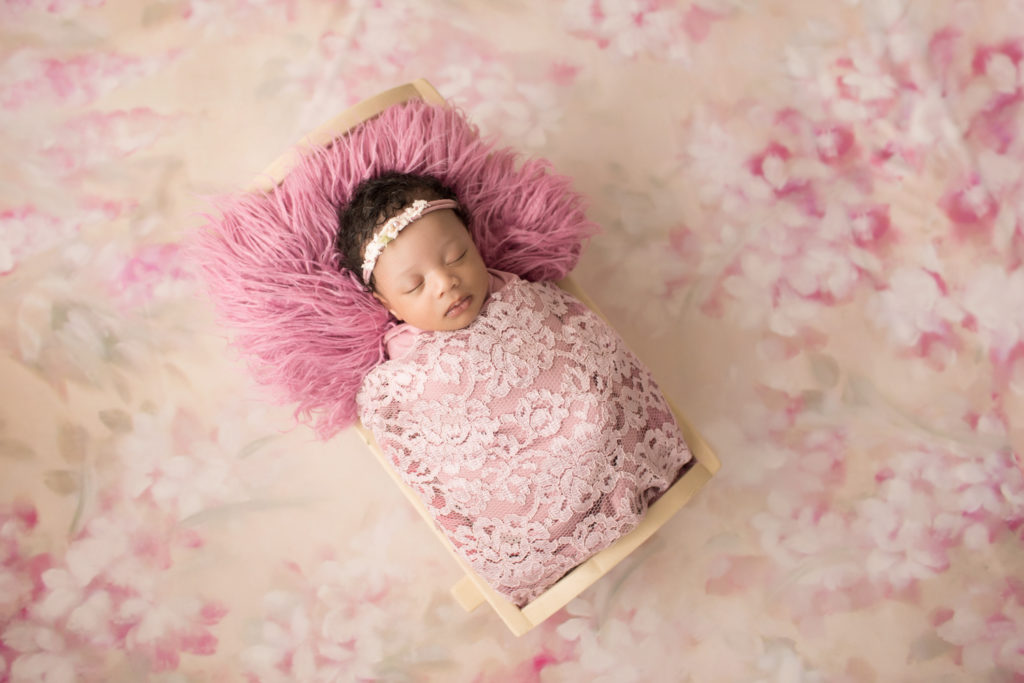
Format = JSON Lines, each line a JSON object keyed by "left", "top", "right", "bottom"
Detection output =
{"left": 192, "top": 99, "right": 597, "bottom": 439}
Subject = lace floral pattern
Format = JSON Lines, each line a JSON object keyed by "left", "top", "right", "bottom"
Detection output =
{"left": 358, "top": 278, "right": 693, "bottom": 606}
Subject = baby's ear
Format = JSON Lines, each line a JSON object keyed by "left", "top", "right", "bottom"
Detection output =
{"left": 373, "top": 291, "right": 402, "bottom": 321}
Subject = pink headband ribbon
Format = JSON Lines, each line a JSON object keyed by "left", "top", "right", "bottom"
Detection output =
{"left": 360, "top": 198, "right": 458, "bottom": 283}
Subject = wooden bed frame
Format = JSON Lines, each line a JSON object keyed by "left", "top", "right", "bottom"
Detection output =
{"left": 250, "top": 78, "right": 721, "bottom": 636}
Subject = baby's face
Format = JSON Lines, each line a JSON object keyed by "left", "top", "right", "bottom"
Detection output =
{"left": 371, "top": 208, "right": 490, "bottom": 331}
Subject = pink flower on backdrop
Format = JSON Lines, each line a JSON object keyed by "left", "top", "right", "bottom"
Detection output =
{"left": 0, "top": 200, "right": 133, "bottom": 275}
{"left": 685, "top": 103, "right": 905, "bottom": 338}
{"left": 847, "top": 203, "right": 891, "bottom": 246}
{"left": 317, "top": 3, "right": 422, "bottom": 88}
{"left": 0, "top": 501, "right": 80, "bottom": 682}
{"left": 712, "top": 198, "right": 886, "bottom": 334}
{"left": 278, "top": 2, "right": 445, "bottom": 116}
{"left": 1, "top": 0, "right": 103, "bottom": 16}
{"left": 747, "top": 429, "right": 863, "bottom": 592}
{"left": 963, "top": 401, "right": 1013, "bottom": 440}
{"left": 942, "top": 176, "right": 1000, "bottom": 239}
{"left": 933, "top": 579, "right": 1024, "bottom": 676}
{"left": 116, "top": 405, "right": 288, "bottom": 520}
{"left": 783, "top": 32, "right": 921, "bottom": 156}
{"left": 560, "top": 0, "right": 726, "bottom": 61}
{"left": 752, "top": 638, "right": 840, "bottom": 682}
{"left": 547, "top": 61, "right": 582, "bottom": 88}
{"left": 183, "top": 0, "right": 298, "bottom": 29}
{"left": 971, "top": 40, "right": 1023, "bottom": 80}
{"left": 0, "top": 206, "right": 70, "bottom": 275}
{"left": 553, "top": 597, "right": 694, "bottom": 681}
{"left": 314, "top": 14, "right": 570, "bottom": 149}
{"left": 0, "top": 501, "right": 47, "bottom": 621}
{"left": 927, "top": 27, "right": 962, "bottom": 93}
{"left": 550, "top": 595, "right": 848, "bottom": 682}
{"left": 2, "top": 507, "right": 225, "bottom": 677}
{"left": 435, "top": 54, "right": 566, "bottom": 149}
{"left": 0, "top": 49, "right": 178, "bottom": 110}
{"left": 855, "top": 446, "right": 1023, "bottom": 592}
{"left": 3, "top": 403, "right": 288, "bottom": 677}
{"left": 964, "top": 39, "right": 1023, "bottom": 156}
{"left": 814, "top": 123, "right": 859, "bottom": 166}
{"left": 476, "top": 644, "right": 572, "bottom": 683}
{"left": 747, "top": 142, "right": 817, "bottom": 205}
{"left": 664, "top": 225, "right": 703, "bottom": 295}
{"left": 961, "top": 264, "right": 1024, "bottom": 368}
{"left": 241, "top": 516, "right": 435, "bottom": 682}
{"left": 868, "top": 264, "right": 962, "bottom": 358}
{"left": 709, "top": 421, "right": 871, "bottom": 623}
{"left": 872, "top": 244, "right": 1024, "bottom": 369}
{"left": 717, "top": 415, "right": 1024, "bottom": 627}
{"left": 109, "top": 243, "right": 193, "bottom": 310}
{"left": 830, "top": 55, "right": 901, "bottom": 110}
{"left": 966, "top": 92, "right": 1023, "bottom": 157}
{"left": 41, "top": 108, "right": 176, "bottom": 177}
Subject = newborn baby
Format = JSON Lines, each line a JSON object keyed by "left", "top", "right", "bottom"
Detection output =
{"left": 338, "top": 172, "right": 693, "bottom": 606}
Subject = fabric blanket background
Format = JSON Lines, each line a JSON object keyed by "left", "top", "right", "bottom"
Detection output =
{"left": 2, "top": 1, "right": 1023, "bottom": 681}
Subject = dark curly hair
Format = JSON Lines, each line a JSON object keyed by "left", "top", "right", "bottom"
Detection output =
{"left": 336, "top": 171, "right": 466, "bottom": 290}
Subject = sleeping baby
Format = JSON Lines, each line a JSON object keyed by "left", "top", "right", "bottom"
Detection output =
{"left": 338, "top": 171, "right": 693, "bottom": 606}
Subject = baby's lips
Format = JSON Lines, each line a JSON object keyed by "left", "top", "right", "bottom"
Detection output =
{"left": 446, "top": 294, "right": 470, "bottom": 316}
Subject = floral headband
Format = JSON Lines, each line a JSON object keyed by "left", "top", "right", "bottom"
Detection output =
{"left": 361, "top": 198, "right": 459, "bottom": 283}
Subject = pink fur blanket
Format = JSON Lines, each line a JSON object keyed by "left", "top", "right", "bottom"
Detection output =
{"left": 192, "top": 100, "right": 597, "bottom": 438}
{"left": 358, "top": 276, "right": 694, "bottom": 606}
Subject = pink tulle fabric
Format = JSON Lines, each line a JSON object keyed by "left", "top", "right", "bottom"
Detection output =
{"left": 191, "top": 100, "right": 597, "bottom": 439}
{"left": 357, "top": 276, "right": 694, "bottom": 606}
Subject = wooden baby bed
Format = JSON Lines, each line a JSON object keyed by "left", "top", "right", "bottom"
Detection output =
{"left": 251, "top": 79, "right": 721, "bottom": 636}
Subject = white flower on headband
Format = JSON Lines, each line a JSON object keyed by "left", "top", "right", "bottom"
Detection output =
{"left": 360, "top": 198, "right": 458, "bottom": 283}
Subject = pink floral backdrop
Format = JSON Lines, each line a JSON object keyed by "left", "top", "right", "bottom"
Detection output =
{"left": 2, "top": 0, "right": 1023, "bottom": 681}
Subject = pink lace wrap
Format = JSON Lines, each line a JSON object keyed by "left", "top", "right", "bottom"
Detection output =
{"left": 357, "top": 277, "right": 693, "bottom": 606}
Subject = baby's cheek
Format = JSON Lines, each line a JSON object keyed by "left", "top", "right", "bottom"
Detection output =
{"left": 467, "top": 295, "right": 489, "bottom": 326}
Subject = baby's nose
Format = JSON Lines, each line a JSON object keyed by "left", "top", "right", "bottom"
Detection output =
{"left": 436, "top": 270, "right": 458, "bottom": 295}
